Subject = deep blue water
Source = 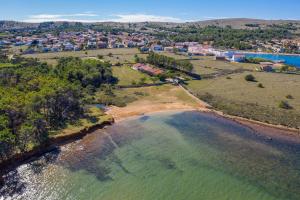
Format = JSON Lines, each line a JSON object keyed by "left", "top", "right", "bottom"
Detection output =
{"left": 246, "top": 53, "right": 300, "bottom": 68}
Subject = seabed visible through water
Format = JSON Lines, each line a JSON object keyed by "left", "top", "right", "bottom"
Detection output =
{"left": 1, "top": 111, "right": 300, "bottom": 200}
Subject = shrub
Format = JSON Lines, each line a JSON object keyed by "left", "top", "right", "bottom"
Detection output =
{"left": 286, "top": 94, "right": 293, "bottom": 99}
{"left": 97, "top": 55, "right": 104, "bottom": 59}
{"left": 139, "top": 77, "right": 147, "bottom": 85}
{"left": 278, "top": 101, "right": 293, "bottom": 109}
{"left": 245, "top": 74, "right": 256, "bottom": 82}
{"left": 226, "top": 76, "right": 232, "bottom": 79}
{"left": 257, "top": 83, "right": 264, "bottom": 88}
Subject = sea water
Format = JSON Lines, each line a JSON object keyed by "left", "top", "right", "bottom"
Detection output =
{"left": 246, "top": 53, "right": 300, "bottom": 68}
{"left": 1, "top": 111, "right": 300, "bottom": 200}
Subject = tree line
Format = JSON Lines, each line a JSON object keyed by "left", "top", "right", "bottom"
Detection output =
{"left": 165, "top": 25, "right": 293, "bottom": 50}
{"left": 146, "top": 52, "right": 193, "bottom": 72}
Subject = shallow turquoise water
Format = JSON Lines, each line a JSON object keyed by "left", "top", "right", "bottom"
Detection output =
{"left": 1, "top": 111, "right": 300, "bottom": 200}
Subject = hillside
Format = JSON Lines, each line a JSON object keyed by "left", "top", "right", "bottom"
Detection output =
{"left": 1, "top": 18, "right": 300, "bottom": 31}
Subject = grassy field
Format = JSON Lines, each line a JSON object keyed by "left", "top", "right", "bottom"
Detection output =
{"left": 112, "top": 84, "right": 201, "bottom": 107}
{"left": 23, "top": 48, "right": 140, "bottom": 60}
{"left": 158, "top": 52, "right": 190, "bottom": 60}
{"left": 192, "top": 56, "right": 258, "bottom": 71}
{"left": 186, "top": 72, "right": 300, "bottom": 128}
{"left": 153, "top": 52, "right": 258, "bottom": 76}
{"left": 112, "top": 65, "right": 153, "bottom": 86}
{"left": 22, "top": 48, "right": 147, "bottom": 65}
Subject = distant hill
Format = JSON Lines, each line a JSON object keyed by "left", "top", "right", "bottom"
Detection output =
{"left": 1, "top": 18, "right": 300, "bottom": 30}
{"left": 189, "top": 18, "right": 300, "bottom": 29}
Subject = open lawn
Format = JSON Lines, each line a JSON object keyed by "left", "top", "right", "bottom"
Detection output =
{"left": 153, "top": 52, "right": 258, "bottom": 76}
{"left": 22, "top": 48, "right": 140, "bottom": 60}
{"left": 112, "top": 65, "right": 153, "bottom": 86}
{"left": 22, "top": 48, "right": 147, "bottom": 66}
{"left": 186, "top": 72, "right": 300, "bottom": 128}
{"left": 192, "top": 56, "right": 258, "bottom": 72}
{"left": 158, "top": 52, "right": 190, "bottom": 60}
{"left": 113, "top": 84, "right": 200, "bottom": 106}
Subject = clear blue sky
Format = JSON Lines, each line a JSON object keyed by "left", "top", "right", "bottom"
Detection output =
{"left": 1, "top": 0, "right": 300, "bottom": 22}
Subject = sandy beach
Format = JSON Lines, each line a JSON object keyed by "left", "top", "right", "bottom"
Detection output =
{"left": 106, "top": 85, "right": 300, "bottom": 139}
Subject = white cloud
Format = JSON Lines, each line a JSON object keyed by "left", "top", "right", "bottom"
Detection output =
{"left": 23, "top": 13, "right": 183, "bottom": 23}
{"left": 29, "top": 13, "right": 98, "bottom": 19}
{"left": 24, "top": 12, "right": 99, "bottom": 23}
{"left": 111, "top": 14, "right": 182, "bottom": 22}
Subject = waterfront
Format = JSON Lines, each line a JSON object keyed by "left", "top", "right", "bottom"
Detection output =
{"left": 1, "top": 111, "right": 300, "bottom": 200}
{"left": 246, "top": 53, "right": 300, "bottom": 68}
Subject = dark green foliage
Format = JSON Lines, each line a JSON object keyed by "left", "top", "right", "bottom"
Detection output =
{"left": 167, "top": 26, "right": 292, "bottom": 50}
{"left": 0, "top": 56, "right": 116, "bottom": 161}
{"left": 245, "top": 74, "right": 256, "bottom": 82}
{"left": 258, "top": 83, "right": 264, "bottom": 88}
{"left": 245, "top": 57, "right": 272, "bottom": 64}
{"left": 147, "top": 52, "right": 193, "bottom": 72}
{"left": 245, "top": 24, "right": 260, "bottom": 28}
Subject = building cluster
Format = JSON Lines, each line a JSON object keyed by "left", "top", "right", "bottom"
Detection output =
{"left": 149, "top": 42, "right": 247, "bottom": 62}
{"left": 249, "top": 39, "right": 300, "bottom": 53}
{"left": 0, "top": 30, "right": 155, "bottom": 54}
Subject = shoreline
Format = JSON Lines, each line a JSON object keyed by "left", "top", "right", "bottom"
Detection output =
{"left": 1, "top": 104, "right": 299, "bottom": 176}
{"left": 107, "top": 105, "right": 300, "bottom": 135}
{"left": 239, "top": 50, "right": 300, "bottom": 57}
{"left": 107, "top": 105, "right": 300, "bottom": 143}
{"left": 106, "top": 86, "right": 300, "bottom": 138}
{"left": 0, "top": 119, "right": 114, "bottom": 174}
{"left": 1, "top": 86, "right": 299, "bottom": 173}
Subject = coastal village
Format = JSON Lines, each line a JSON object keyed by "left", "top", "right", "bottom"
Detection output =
{"left": 1, "top": 0, "right": 300, "bottom": 198}
{"left": 1, "top": 24, "right": 300, "bottom": 76}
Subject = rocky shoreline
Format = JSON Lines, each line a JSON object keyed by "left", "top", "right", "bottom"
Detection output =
{"left": 0, "top": 119, "right": 114, "bottom": 174}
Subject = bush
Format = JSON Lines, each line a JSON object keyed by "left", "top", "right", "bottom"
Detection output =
{"left": 245, "top": 57, "right": 272, "bottom": 64}
{"left": 245, "top": 74, "right": 256, "bottom": 82}
{"left": 278, "top": 101, "right": 293, "bottom": 109}
{"left": 226, "top": 76, "right": 232, "bottom": 79}
{"left": 97, "top": 55, "right": 104, "bottom": 59}
{"left": 257, "top": 83, "right": 264, "bottom": 88}
{"left": 286, "top": 94, "right": 293, "bottom": 99}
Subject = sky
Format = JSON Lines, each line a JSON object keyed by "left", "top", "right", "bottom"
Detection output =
{"left": 1, "top": 0, "right": 300, "bottom": 23}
